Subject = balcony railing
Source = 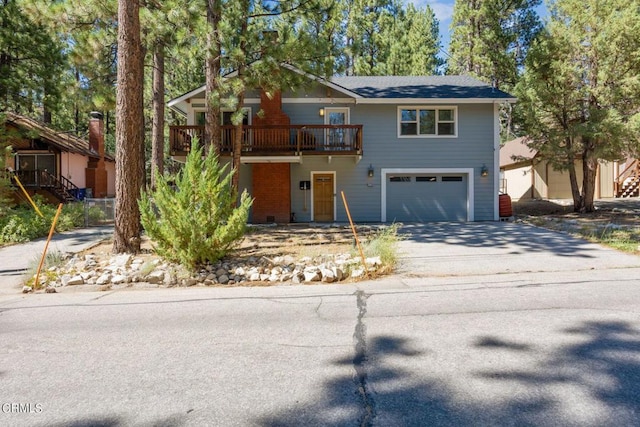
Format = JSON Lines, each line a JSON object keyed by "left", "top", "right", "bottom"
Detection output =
{"left": 170, "top": 124, "right": 363, "bottom": 156}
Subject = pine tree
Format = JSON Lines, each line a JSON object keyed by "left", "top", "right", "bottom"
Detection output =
{"left": 139, "top": 139, "right": 252, "bottom": 269}
{"left": 383, "top": 3, "right": 441, "bottom": 76}
{"left": 114, "top": 0, "right": 144, "bottom": 253}
{"left": 516, "top": 0, "right": 640, "bottom": 212}
{"left": 203, "top": 0, "right": 329, "bottom": 191}
{"left": 0, "top": 114, "right": 14, "bottom": 216}
{"left": 0, "top": 0, "right": 66, "bottom": 115}
{"left": 448, "top": 0, "right": 541, "bottom": 91}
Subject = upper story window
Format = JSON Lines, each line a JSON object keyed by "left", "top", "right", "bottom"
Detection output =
{"left": 398, "top": 107, "right": 457, "bottom": 138}
{"left": 193, "top": 108, "right": 251, "bottom": 126}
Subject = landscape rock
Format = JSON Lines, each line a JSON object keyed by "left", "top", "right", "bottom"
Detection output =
{"left": 321, "top": 268, "right": 336, "bottom": 283}
{"left": 351, "top": 267, "right": 365, "bottom": 278}
{"left": 96, "top": 274, "right": 112, "bottom": 285}
{"left": 365, "top": 256, "right": 382, "bottom": 266}
{"left": 112, "top": 254, "right": 133, "bottom": 268}
{"left": 145, "top": 270, "right": 165, "bottom": 284}
{"left": 111, "top": 274, "right": 128, "bottom": 285}
{"left": 304, "top": 271, "right": 321, "bottom": 282}
{"left": 332, "top": 267, "right": 345, "bottom": 281}
{"left": 66, "top": 275, "right": 85, "bottom": 286}
{"left": 32, "top": 238, "right": 388, "bottom": 291}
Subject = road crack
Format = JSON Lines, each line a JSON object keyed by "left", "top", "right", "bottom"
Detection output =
{"left": 353, "top": 290, "right": 375, "bottom": 427}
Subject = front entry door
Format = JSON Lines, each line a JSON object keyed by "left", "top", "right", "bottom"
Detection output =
{"left": 313, "top": 173, "right": 334, "bottom": 222}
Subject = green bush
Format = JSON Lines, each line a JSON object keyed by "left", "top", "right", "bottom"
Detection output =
{"left": 358, "top": 223, "right": 401, "bottom": 275}
{"left": 0, "top": 197, "right": 86, "bottom": 244}
{"left": 87, "top": 205, "right": 107, "bottom": 224}
{"left": 139, "top": 140, "right": 253, "bottom": 269}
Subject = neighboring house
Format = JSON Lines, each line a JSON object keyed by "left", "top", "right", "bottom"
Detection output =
{"left": 500, "top": 137, "right": 639, "bottom": 200}
{"left": 168, "top": 70, "right": 515, "bottom": 223}
{"left": 3, "top": 112, "right": 115, "bottom": 203}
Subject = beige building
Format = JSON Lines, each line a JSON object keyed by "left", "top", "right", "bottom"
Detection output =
{"left": 500, "top": 137, "right": 638, "bottom": 200}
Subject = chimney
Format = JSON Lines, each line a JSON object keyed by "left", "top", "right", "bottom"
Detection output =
{"left": 88, "top": 111, "right": 105, "bottom": 157}
{"left": 86, "top": 112, "right": 108, "bottom": 198}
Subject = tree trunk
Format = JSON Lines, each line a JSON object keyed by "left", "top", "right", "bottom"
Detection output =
{"left": 114, "top": 0, "right": 144, "bottom": 254}
{"left": 231, "top": 92, "right": 244, "bottom": 193}
{"left": 151, "top": 41, "right": 165, "bottom": 190}
{"left": 205, "top": 0, "right": 221, "bottom": 155}
{"left": 568, "top": 162, "right": 581, "bottom": 212}
{"left": 580, "top": 150, "right": 598, "bottom": 213}
{"left": 231, "top": 2, "right": 249, "bottom": 195}
{"left": 563, "top": 136, "right": 582, "bottom": 212}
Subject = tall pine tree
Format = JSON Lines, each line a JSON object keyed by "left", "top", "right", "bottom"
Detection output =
{"left": 448, "top": 0, "right": 541, "bottom": 90}
{"left": 0, "top": 0, "right": 66, "bottom": 116}
{"left": 516, "top": 0, "right": 640, "bottom": 212}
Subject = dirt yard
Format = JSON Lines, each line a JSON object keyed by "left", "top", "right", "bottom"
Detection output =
{"left": 513, "top": 198, "right": 640, "bottom": 226}
{"left": 80, "top": 224, "right": 377, "bottom": 264}
{"left": 80, "top": 199, "right": 640, "bottom": 264}
{"left": 513, "top": 198, "right": 640, "bottom": 254}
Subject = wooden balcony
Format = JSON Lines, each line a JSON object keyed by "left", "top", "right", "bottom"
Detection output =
{"left": 170, "top": 124, "right": 363, "bottom": 158}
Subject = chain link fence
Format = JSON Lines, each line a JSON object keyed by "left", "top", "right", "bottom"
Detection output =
{"left": 84, "top": 198, "right": 115, "bottom": 226}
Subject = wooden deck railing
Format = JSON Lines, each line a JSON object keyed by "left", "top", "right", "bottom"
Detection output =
{"left": 170, "top": 124, "right": 363, "bottom": 156}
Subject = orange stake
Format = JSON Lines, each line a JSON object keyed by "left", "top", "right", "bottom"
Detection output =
{"left": 34, "top": 203, "right": 63, "bottom": 290}
{"left": 341, "top": 191, "right": 368, "bottom": 278}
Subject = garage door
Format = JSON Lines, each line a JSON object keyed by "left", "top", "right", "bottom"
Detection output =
{"left": 386, "top": 174, "right": 468, "bottom": 222}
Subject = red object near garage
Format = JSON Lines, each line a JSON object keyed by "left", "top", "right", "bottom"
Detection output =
{"left": 499, "top": 193, "right": 513, "bottom": 217}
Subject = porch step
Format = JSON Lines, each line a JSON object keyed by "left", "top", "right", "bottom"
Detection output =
{"left": 618, "top": 175, "right": 640, "bottom": 198}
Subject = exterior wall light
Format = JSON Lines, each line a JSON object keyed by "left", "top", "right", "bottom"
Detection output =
{"left": 319, "top": 108, "right": 324, "bottom": 117}
{"left": 481, "top": 164, "right": 489, "bottom": 177}
{"left": 368, "top": 164, "right": 374, "bottom": 178}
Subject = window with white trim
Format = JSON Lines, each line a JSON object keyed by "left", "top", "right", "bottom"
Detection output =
{"left": 398, "top": 107, "right": 456, "bottom": 137}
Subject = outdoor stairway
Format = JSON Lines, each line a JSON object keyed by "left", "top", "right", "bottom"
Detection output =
{"left": 12, "top": 169, "right": 80, "bottom": 203}
{"left": 615, "top": 159, "right": 640, "bottom": 198}
{"left": 41, "top": 170, "right": 79, "bottom": 203}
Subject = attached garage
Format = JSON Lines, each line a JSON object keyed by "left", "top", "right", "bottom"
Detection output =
{"left": 382, "top": 169, "right": 474, "bottom": 222}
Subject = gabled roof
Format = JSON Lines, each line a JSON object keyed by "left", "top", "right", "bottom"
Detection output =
{"left": 331, "top": 75, "right": 514, "bottom": 101}
{"left": 500, "top": 137, "right": 537, "bottom": 167}
{"left": 4, "top": 112, "right": 114, "bottom": 161}
{"left": 168, "top": 67, "right": 516, "bottom": 114}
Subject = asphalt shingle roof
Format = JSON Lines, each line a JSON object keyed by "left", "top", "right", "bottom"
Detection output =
{"left": 5, "top": 112, "right": 114, "bottom": 161}
{"left": 330, "top": 75, "right": 514, "bottom": 99}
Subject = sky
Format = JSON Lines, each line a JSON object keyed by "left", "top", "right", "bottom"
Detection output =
{"left": 406, "top": 0, "right": 549, "bottom": 57}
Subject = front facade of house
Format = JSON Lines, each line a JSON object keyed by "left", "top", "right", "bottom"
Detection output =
{"left": 3, "top": 112, "right": 115, "bottom": 203}
{"left": 169, "top": 72, "right": 514, "bottom": 223}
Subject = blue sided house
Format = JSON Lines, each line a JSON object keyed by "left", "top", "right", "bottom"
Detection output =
{"left": 168, "top": 69, "right": 515, "bottom": 223}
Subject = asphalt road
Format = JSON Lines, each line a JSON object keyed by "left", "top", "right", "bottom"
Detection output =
{"left": 1, "top": 223, "right": 640, "bottom": 426}
{"left": 2, "top": 273, "right": 640, "bottom": 426}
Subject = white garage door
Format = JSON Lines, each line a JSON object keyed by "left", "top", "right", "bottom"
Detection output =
{"left": 386, "top": 173, "right": 468, "bottom": 222}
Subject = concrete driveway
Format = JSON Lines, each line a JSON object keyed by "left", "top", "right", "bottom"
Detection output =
{"left": 396, "top": 222, "right": 640, "bottom": 278}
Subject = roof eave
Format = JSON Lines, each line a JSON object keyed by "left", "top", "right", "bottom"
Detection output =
{"left": 354, "top": 97, "right": 517, "bottom": 104}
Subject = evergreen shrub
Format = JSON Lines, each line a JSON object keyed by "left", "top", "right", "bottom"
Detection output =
{"left": 139, "top": 140, "right": 252, "bottom": 269}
